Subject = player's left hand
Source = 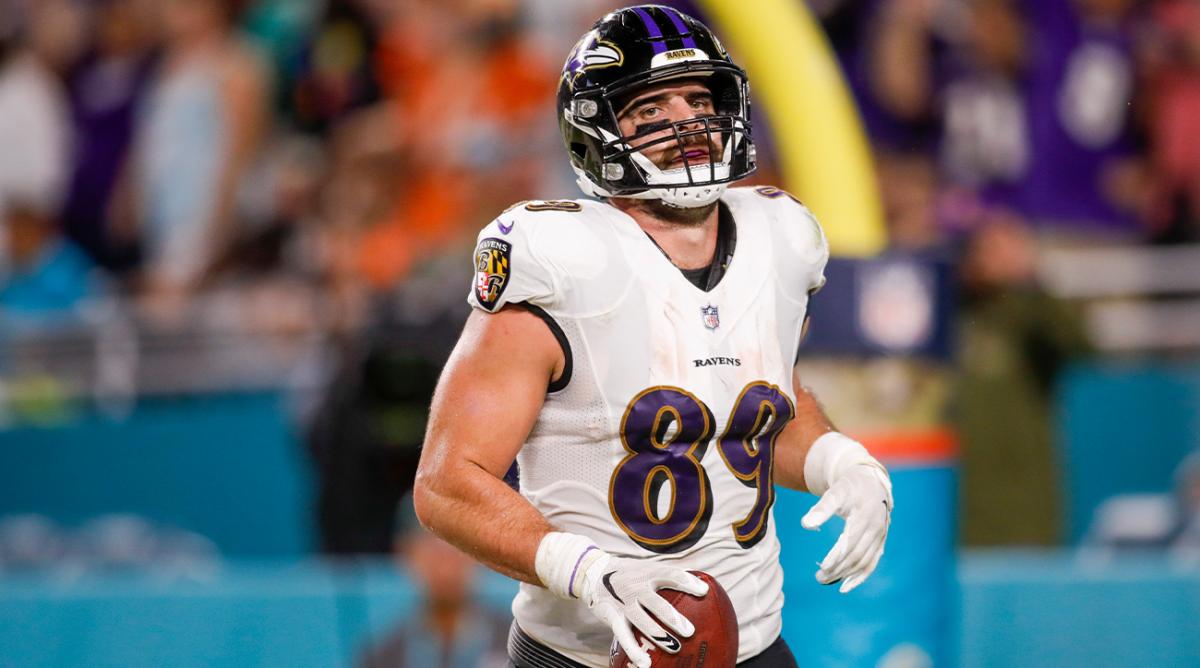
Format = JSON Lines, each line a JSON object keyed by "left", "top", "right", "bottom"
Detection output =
{"left": 801, "top": 462, "right": 893, "bottom": 593}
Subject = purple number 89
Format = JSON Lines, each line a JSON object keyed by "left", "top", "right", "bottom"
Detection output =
{"left": 609, "top": 382, "right": 795, "bottom": 553}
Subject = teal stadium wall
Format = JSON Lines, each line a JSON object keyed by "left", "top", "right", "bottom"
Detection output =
{"left": 2, "top": 365, "right": 1200, "bottom": 666}
{"left": 0, "top": 392, "right": 314, "bottom": 556}
{"left": 1, "top": 554, "right": 1198, "bottom": 667}
{"left": 1058, "top": 361, "right": 1200, "bottom": 542}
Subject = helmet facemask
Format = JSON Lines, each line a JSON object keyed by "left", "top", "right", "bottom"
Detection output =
{"left": 564, "top": 64, "right": 756, "bottom": 208}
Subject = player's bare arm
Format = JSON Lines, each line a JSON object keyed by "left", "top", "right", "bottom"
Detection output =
{"left": 416, "top": 305, "right": 707, "bottom": 668}
{"left": 413, "top": 306, "right": 563, "bottom": 584}
{"left": 772, "top": 371, "right": 837, "bottom": 492}
{"left": 772, "top": 367, "right": 895, "bottom": 593}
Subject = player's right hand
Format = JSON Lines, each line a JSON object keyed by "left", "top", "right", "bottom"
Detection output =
{"left": 581, "top": 554, "right": 709, "bottom": 668}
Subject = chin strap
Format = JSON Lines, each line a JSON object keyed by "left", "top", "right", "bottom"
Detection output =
{"left": 575, "top": 170, "right": 727, "bottom": 209}
{"left": 656, "top": 184, "right": 727, "bottom": 207}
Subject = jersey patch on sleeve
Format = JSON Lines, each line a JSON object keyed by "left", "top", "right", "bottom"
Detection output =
{"left": 474, "top": 237, "right": 512, "bottom": 310}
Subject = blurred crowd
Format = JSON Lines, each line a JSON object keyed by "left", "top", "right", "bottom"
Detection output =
{"left": 0, "top": 0, "right": 615, "bottom": 335}
{"left": 811, "top": 0, "right": 1200, "bottom": 549}
{"left": 1, "top": 0, "right": 1197, "bottom": 330}
{"left": 821, "top": 0, "right": 1200, "bottom": 247}
{"left": 1, "top": 0, "right": 1199, "bottom": 553}
{"left": 0, "top": 0, "right": 1196, "bottom": 329}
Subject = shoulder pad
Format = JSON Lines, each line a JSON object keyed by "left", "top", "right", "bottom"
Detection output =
{"left": 468, "top": 199, "right": 611, "bottom": 313}
{"left": 727, "top": 186, "right": 829, "bottom": 294}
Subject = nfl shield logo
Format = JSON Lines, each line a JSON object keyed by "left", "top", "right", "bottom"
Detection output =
{"left": 701, "top": 304, "right": 720, "bottom": 331}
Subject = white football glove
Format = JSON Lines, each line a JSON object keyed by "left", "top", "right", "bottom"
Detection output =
{"left": 801, "top": 432, "right": 894, "bottom": 593}
{"left": 535, "top": 532, "right": 707, "bottom": 668}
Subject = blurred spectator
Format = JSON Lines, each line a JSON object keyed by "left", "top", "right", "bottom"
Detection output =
{"left": 0, "top": 4, "right": 102, "bottom": 319}
{"left": 1137, "top": 0, "right": 1200, "bottom": 243}
{"left": 879, "top": 151, "right": 948, "bottom": 254}
{"left": 358, "top": 495, "right": 508, "bottom": 668}
{"left": 192, "top": 134, "right": 331, "bottom": 335}
{"left": 302, "top": 2, "right": 563, "bottom": 556}
{"left": 23, "top": 0, "right": 90, "bottom": 76}
{"left": 356, "top": 0, "right": 555, "bottom": 290}
{"left": 0, "top": 202, "right": 104, "bottom": 319}
{"left": 865, "top": 0, "right": 1034, "bottom": 243}
{"left": 1022, "top": 0, "right": 1140, "bottom": 231}
{"left": 0, "top": 8, "right": 71, "bottom": 231}
{"left": 61, "top": 0, "right": 158, "bottom": 274}
{"left": 282, "top": 0, "right": 383, "bottom": 134}
{"left": 130, "top": 0, "right": 268, "bottom": 300}
{"left": 302, "top": 227, "right": 471, "bottom": 553}
{"left": 309, "top": 146, "right": 400, "bottom": 330}
{"left": 954, "top": 215, "right": 1092, "bottom": 546}
{"left": 240, "top": 0, "right": 321, "bottom": 97}
{"left": 938, "top": 0, "right": 1031, "bottom": 210}
{"left": 307, "top": 324, "right": 444, "bottom": 554}
{"left": 861, "top": 0, "right": 948, "bottom": 154}
{"left": 869, "top": 0, "right": 1143, "bottom": 232}
{"left": 224, "top": 134, "right": 327, "bottom": 265}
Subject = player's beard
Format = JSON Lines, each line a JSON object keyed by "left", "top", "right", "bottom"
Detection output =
{"left": 638, "top": 135, "right": 722, "bottom": 225}
{"left": 639, "top": 198, "right": 717, "bottom": 226}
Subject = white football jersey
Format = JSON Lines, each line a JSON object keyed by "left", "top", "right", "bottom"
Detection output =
{"left": 467, "top": 186, "right": 828, "bottom": 666}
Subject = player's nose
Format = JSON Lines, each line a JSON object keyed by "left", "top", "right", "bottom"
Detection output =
{"left": 664, "top": 95, "right": 702, "bottom": 123}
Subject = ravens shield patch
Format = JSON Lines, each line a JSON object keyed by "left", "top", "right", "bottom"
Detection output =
{"left": 474, "top": 237, "right": 511, "bottom": 310}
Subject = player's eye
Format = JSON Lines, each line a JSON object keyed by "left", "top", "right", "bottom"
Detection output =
{"left": 637, "top": 105, "right": 662, "bottom": 119}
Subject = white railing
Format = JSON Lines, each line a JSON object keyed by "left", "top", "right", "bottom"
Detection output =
{"left": 1038, "top": 243, "right": 1200, "bottom": 353}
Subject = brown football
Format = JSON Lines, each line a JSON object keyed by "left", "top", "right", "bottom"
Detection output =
{"left": 608, "top": 570, "right": 739, "bottom": 668}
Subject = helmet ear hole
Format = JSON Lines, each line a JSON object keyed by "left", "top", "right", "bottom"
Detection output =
{"left": 570, "top": 142, "right": 588, "bottom": 161}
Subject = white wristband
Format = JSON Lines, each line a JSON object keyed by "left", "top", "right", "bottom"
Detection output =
{"left": 804, "top": 431, "right": 889, "bottom": 496}
{"left": 534, "top": 531, "right": 610, "bottom": 600}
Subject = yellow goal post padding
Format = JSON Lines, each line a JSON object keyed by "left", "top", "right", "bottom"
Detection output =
{"left": 698, "top": 0, "right": 887, "bottom": 256}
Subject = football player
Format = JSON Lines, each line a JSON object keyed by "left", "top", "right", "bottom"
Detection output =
{"left": 414, "top": 6, "right": 893, "bottom": 667}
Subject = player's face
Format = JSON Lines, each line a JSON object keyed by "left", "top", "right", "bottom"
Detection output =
{"left": 616, "top": 80, "right": 723, "bottom": 172}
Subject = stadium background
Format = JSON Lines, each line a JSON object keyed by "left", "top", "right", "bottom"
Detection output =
{"left": 0, "top": 0, "right": 1198, "bottom": 666}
